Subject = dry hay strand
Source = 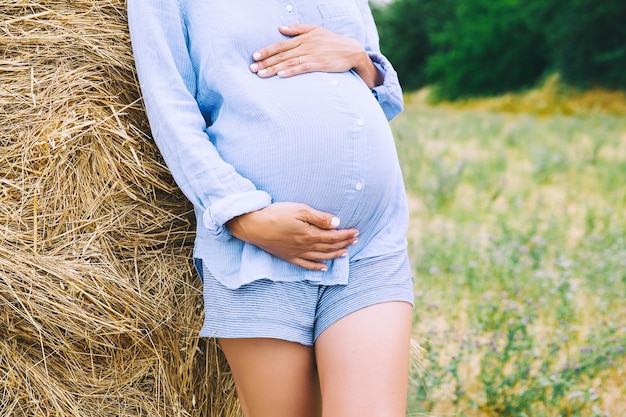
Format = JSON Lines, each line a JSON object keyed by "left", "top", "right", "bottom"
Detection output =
{"left": 0, "top": 1, "right": 239, "bottom": 416}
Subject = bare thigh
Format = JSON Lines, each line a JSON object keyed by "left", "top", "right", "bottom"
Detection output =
{"left": 219, "top": 338, "right": 322, "bottom": 417}
{"left": 314, "top": 301, "right": 413, "bottom": 417}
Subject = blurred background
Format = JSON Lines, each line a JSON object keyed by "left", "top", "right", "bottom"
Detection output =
{"left": 370, "top": 0, "right": 625, "bottom": 99}
{"left": 368, "top": 1, "right": 626, "bottom": 416}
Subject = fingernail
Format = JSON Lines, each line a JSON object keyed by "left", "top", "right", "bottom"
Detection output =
{"left": 249, "top": 63, "right": 258, "bottom": 71}
{"left": 277, "top": 70, "right": 286, "bottom": 76}
{"left": 258, "top": 69, "right": 267, "bottom": 75}
{"left": 353, "top": 232, "right": 360, "bottom": 237}
{"left": 340, "top": 252, "right": 348, "bottom": 258}
{"left": 253, "top": 52, "right": 262, "bottom": 60}
{"left": 280, "top": 26, "right": 289, "bottom": 30}
{"left": 331, "top": 217, "right": 340, "bottom": 227}
{"left": 320, "top": 266, "right": 328, "bottom": 272}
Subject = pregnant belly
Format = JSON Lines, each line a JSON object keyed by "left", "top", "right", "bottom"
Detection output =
{"left": 211, "top": 72, "right": 402, "bottom": 221}
{"left": 220, "top": 111, "right": 400, "bottom": 220}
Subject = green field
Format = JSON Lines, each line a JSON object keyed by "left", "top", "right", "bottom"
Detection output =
{"left": 395, "top": 89, "right": 626, "bottom": 416}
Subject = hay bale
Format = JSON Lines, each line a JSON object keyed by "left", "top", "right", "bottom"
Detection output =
{"left": 0, "top": 1, "right": 239, "bottom": 416}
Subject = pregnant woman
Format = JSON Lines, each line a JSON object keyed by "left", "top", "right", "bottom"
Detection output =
{"left": 128, "top": 1, "right": 414, "bottom": 416}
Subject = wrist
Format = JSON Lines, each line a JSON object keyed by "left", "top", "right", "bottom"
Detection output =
{"left": 226, "top": 207, "right": 269, "bottom": 243}
{"left": 353, "top": 51, "right": 383, "bottom": 89}
{"left": 226, "top": 214, "right": 248, "bottom": 241}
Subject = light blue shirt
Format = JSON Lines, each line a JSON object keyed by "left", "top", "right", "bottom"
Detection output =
{"left": 128, "top": 0, "right": 409, "bottom": 289}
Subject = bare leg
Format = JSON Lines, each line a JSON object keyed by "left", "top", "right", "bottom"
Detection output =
{"left": 314, "top": 302, "right": 413, "bottom": 417}
{"left": 219, "top": 338, "right": 322, "bottom": 417}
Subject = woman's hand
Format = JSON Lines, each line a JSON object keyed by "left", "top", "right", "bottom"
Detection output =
{"left": 226, "top": 202, "right": 359, "bottom": 271}
{"left": 249, "top": 25, "right": 383, "bottom": 89}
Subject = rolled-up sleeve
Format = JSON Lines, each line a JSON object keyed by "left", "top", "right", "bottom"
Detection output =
{"left": 355, "top": 0, "right": 404, "bottom": 120}
{"left": 127, "top": 0, "right": 271, "bottom": 237}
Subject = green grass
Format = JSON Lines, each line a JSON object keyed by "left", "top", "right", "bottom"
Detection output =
{"left": 395, "top": 90, "right": 626, "bottom": 417}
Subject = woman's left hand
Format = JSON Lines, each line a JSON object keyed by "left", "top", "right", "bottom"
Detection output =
{"left": 249, "top": 25, "right": 382, "bottom": 89}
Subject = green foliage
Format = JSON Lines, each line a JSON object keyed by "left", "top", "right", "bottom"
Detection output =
{"left": 541, "top": 0, "right": 626, "bottom": 90}
{"left": 370, "top": 0, "right": 433, "bottom": 91}
{"left": 425, "top": 0, "right": 549, "bottom": 100}
{"left": 372, "top": 0, "right": 626, "bottom": 98}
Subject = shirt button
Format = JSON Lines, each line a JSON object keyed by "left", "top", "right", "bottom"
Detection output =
{"left": 356, "top": 119, "right": 364, "bottom": 126}
{"left": 355, "top": 182, "right": 363, "bottom": 191}
{"left": 286, "top": 4, "right": 294, "bottom": 12}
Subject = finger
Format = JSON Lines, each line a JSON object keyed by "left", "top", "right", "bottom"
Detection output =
{"left": 306, "top": 235, "right": 359, "bottom": 252}
{"left": 301, "top": 226, "right": 360, "bottom": 245}
{"left": 297, "top": 207, "right": 343, "bottom": 230}
{"left": 303, "top": 226, "right": 361, "bottom": 245}
{"left": 290, "top": 257, "right": 330, "bottom": 272}
{"left": 250, "top": 51, "right": 301, "bottom": 77}
{"left": 276, "top": 60, "right": 312, "bottom": 78}
{"left": 260, "top": 56, "right": 306, "bottom": 78}
{"left": 251, "top": 27, "right": 323, "bottom": 77}
{"left": 300, "top": 249, "right": 350, "bottom": 262}
{"left": 252, "top": 37, "right": 300, "bottom": 63}
{"left": 277, "top": 24, "right": 317, "bottom": 37}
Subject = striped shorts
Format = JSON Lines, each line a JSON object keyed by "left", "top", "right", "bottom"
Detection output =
{"left": 195, "top": 250, "right": 414, "bottom": 346}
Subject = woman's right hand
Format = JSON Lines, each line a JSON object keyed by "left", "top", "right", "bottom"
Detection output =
{"left": 226, "top": 202, "right": 359, "bottom": 271}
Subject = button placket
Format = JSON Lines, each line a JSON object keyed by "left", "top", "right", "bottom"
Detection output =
{"left": 277, "top": 0, "right": 298, "bottom": 25}
{"left": 353, "top": 116, "right": 365, "bottom": 192}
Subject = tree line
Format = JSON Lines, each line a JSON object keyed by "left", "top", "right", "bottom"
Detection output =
{"left": 371, "top": 0, "right": 626, "bottom": 99}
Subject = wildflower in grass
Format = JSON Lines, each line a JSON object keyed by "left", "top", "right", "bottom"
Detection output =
{"left": 568, "top": 391, "right": 584, "bottom": 400}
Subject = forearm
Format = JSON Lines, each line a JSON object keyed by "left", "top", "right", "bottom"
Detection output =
{"left": 129, "top": 0, "right": 271, "bottom": 237}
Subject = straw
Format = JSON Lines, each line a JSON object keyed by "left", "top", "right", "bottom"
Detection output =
{"left": 0, "top": 1, "right": 239, "bottom": 415}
